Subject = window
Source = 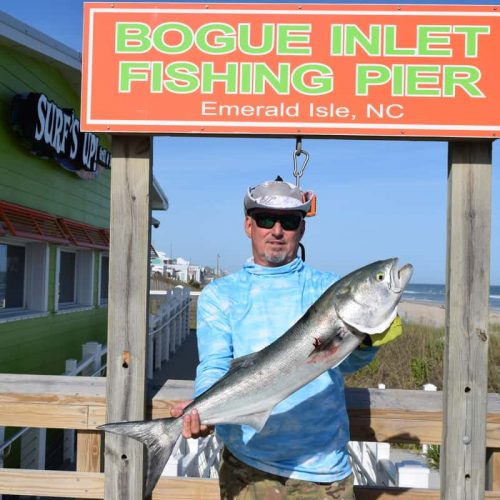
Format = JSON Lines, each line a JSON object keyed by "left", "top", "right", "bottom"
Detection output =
{"left": 59, "top": 251, "right": 76, "bottom": 304}
{"left": 0, "top": 200, "right": 109, "bottom": 319}
{"left": 99, "top": 254, "right": 109, "bottom": 306}
{"left": 0, "top": 240, "right": 49, "bottom": 321}
{"left": 56, "top": 249, "right": 94, "bottom": 311}
{"left": 0, "top": 244, "right": 25, "bottom": 309}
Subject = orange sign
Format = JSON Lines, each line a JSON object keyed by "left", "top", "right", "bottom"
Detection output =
{"left": 81, "top": 3, "right": 500, "bottom": 138}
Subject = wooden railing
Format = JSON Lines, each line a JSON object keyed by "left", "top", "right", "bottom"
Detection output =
{"left": 148, "top": 287, "right": 191, "bottom": 379}
{"left": 1, "top": 374, "right": 500, "bottom": 499}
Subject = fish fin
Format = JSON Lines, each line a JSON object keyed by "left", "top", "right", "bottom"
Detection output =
{"left": 235, "top": 409, "right": 273, "bottom": 432}
{"left": 212, "top": 353, "right": 260, "bottom": 387}
{"left": 230, "top": 351, "right": 259, "bottom": 370}
{"left": 98, "top": 417, "right": 181, "bottom": 497}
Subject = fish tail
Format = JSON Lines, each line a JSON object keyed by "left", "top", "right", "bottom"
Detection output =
{"left": 98, "top": 417, "right": 182, "bottom": 496}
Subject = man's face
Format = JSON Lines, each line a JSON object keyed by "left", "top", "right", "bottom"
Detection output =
{"left": 244, "top": 209, "right": 305, "bottom": 267}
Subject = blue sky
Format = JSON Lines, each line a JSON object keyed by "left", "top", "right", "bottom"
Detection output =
{"left": 2, "top": 1, "right": 499, "bottom": 284}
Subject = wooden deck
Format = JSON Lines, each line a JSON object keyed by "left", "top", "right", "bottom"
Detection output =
{"left": 0, "top": 373, "right": 500, "bottom": 498}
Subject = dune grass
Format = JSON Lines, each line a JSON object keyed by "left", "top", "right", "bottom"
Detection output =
{"left": 345, "top": 321, "right": 500, "bottom": 392}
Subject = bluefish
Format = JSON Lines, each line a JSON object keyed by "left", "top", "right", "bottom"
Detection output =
{"left": 99, "top": 257, "right": 413, "bottom": 495}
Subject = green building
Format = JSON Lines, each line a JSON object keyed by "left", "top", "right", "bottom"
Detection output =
{"left": 0, "top": 11, "right": 168, "bottom": 376}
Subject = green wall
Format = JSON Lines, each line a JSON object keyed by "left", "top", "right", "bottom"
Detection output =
{"left": 0, "top": 44, "right": 111, "bottom": 227}
{"left": 0, "top": 308, "right": 107, "bottom": 375}
{"left": 1, "top": 246, "right": 108, "bottom": 376}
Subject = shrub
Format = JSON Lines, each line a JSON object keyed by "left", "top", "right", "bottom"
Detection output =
{"left": 345, "top": 321, "right": 499, "bottom": 392}
{"left": 426, "top": 445, "right": 440, "bottom": 469}
{"left": 410, "top": 357, "right": 428, "bottom": 387}
{"left": 345, "top": 323, "right": 445, "bottom": 390}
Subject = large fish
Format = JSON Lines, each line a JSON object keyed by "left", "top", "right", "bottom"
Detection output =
{"left": 99, "top": 257, "right": 413, "bottom": 495}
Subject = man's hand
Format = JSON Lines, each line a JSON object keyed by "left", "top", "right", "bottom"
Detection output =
{"left": 362, "top": 315, "right": 403, "bottom": 348}
{"left": 170, "top": 400, "right": 214, "bottom": 439}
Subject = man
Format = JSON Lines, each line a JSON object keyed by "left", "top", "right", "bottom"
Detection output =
{"left": 172, "top": 178, "right": 402, "bottom": 499}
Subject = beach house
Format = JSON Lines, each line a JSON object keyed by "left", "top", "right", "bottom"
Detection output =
{"left": 0, "top": 11, "right": 168, "bottom": 375}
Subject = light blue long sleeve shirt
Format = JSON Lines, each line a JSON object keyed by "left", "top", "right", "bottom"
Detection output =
{"left": 194, "top": 257, "right": 378, "bottom": 482}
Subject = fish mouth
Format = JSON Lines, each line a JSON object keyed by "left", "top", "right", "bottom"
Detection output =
{"left": 390, "top": 258, "right": 413, "bottom": 293}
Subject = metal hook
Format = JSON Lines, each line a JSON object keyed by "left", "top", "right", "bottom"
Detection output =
{"left": 295, "top": 137, "right": 302, "bottom": 155}
{"left": 292, "top": 137, "right": 309, "bottom": 189}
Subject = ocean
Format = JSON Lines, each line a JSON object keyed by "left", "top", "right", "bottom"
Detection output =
{"left": 403, "top": 284, "right": 500, "bottom": 311}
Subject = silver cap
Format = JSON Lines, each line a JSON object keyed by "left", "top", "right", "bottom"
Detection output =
{"left": 244, "top": 179, "right": 313, "bottom": 214}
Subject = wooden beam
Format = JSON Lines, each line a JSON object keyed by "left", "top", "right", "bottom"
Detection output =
{"left": 487, "top": 448, "right": 500, "bottom": 491}
{"left": 3, "top": 469, "right": 500, "bottom": 499}
{"left": 0, "top": 469, "right": 103, "bottom": 498}
{"left": 354, "top": 488, "right": 500, "bottom": 499}
{"left": 152, "top": 477, "right": 220, "bottom": 499}
{"left": 0, "top": 373, "right": 106, "bottom": 403}
{"left": 2, "top": 376, "right": 500, "bottom": 446}
{"left": 77, "top": 430, "right": 102, "bottom": 473}
{"left": 104, "top": 135, "right": 152, "bottom": 499}
{"left": 0, "top": 401, "right": 88, "bottom": 428}
{"left": 77, "top": 430, "right": 102, "bottom": 500}
{"left": 442, "top": 141, "right": 492, "bottom": 499}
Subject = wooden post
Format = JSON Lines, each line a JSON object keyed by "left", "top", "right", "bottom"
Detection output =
{"left": 104, "top": 136, "right": 152, "bottom": 499}
{"left": 76, "top": 429, "right": 102, "bottom": 500}
{"left": 442, "top": 141, "right": 492, "bottom": 499}
{"left": 487, "top": 449, "right": 500, "bottom": 490}
{"left": 77, "top": 430, "right": 102, "bottom": 473}
{"left": 82, "top": 342, "right": 102, "bottom": 376}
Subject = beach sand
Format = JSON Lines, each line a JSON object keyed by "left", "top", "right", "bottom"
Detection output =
{"left": 399, "top": 300, "right": 500, "bottom": 328}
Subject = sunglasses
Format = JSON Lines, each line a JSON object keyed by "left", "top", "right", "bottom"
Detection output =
{"left": 252, "top": 212, "right": 303, "bottom": 231}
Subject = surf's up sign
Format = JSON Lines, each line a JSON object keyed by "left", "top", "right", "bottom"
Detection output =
{"left": 81, "top": 3, "right": 500, "bottom": 138}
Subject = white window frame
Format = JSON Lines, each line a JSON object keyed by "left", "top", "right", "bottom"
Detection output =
{"left": 0, "top": 237, "right": 49, "bottom": 323}
{"left": 55, "top": 247, "right": 94, "bottom": 313}
{"left": 98, "top": 252, "right": 109, "bottom": 307}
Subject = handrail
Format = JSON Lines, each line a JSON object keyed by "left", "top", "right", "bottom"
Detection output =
{"left": 148, "top": 300, "right": 190, "bottom": 335}
{"left": 347, "top": 442, "right": 378, "bottom": 487}
{"left": 0, "top": 288, "right": 190, "bottom": 470}
{"left": 0, "top": 343, "right": 108, "bottom": 468}
{"left": 72, "top": 346, "right": 107, "bottom": 376}
{"left": 0, "top": 427, "right": 29, "bottom": 455}
{"left": 1, "top": 376, "right": 500, "bottom": 441}
{"left": 147, "top": 286, "right": 191, "bottom": 379}
{"left": 1, "top": 376, "right": 500, "bottom": 498}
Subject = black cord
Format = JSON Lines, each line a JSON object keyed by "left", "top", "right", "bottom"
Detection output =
{"left": 299, "top": 243, "right": 305, "bottom": 261}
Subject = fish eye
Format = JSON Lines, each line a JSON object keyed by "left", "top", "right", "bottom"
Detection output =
{"left": 376, "top": 272, "right": 385, "bottom": 281}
